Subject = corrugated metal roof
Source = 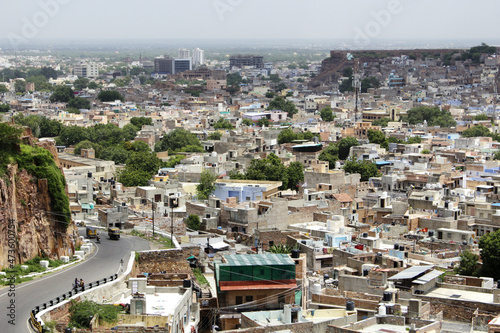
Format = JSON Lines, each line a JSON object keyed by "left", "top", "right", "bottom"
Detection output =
{"left": 223, "top": 254, "right": 294, "bottom": 267}
{"left": 413, "top": 269, "right": 443, "bottom": 285}
{"left": 388, "top": 265, "right": 434, "bottom": 280}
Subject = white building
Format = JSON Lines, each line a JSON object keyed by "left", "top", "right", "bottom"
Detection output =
{"left": 192, "top": 48, "right": 205, "bottom": 66}
{"left": 73, "top": 61, "right": 99, "bottom": 78}
{"left": 178, "top": 48, "right": 190, "bottom": 59}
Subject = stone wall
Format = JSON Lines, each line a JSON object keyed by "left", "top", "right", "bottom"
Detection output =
{"left": 417, "top": 295, "right": 500, "bottom": 322}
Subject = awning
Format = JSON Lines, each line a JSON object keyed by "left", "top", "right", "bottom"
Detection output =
{"left": 210, "top": 242, "right": 230, "bottom": 250}
{"left": 413, "top": 270, "right": 443, "bottom": 285}
{"left": 219, "top": 280, "right": 297, "bottom": 291}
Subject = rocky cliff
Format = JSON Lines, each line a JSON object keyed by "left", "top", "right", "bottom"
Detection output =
{"left": 0, "top": 134, "right": 78, "bottom": 268}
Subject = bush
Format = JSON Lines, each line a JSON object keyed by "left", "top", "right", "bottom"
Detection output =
{"left": 69, "top": 300, "right": 122, "bottom": 328}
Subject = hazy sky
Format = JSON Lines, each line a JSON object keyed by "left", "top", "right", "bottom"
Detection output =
{"left": 1, "top": 0, "right": 500, "bottom": 46}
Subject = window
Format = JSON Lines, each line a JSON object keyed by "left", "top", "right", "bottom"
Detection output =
{"left": 447, "top": 233, "right": 452, "bottom": 239}
{"left": 235, "top": 296, "right": 243, "bottom": 305}
{"left": 245, "top": 295, "right": 253, "bottom": 302}
{"left": 269, "top": 241, "right": 274, "bottom": 247}
{"left": 461, "top": 234, "right": 466, "bottom": 240}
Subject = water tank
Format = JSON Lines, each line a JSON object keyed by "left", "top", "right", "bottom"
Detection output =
{"left": 346, "top": 301, "right": 355, "bottom": 311}
{"left": 291, "top": 249, "right": 300, "bottom": 258}
{"left": 362, "top": 233, "right": 368, "bottom": 238}
{"left": 301, "top": 240, "right": 307, "bottom": 245}
{"left": 394, "top": 244, "right": 399, "bottom": 250}
{"left": 382, "top": 291, "right": 392, "bottom": 302}
{"left": 183, "top": 279, "right": 191, "bottom": 288}
{"left": 428, "top": 231, "right": 434, "bottom": 237}
{"left": 65, "top": 328, "right": 72, "bottom": 333}
{"left": 323, "top": 274, "right": 329, "bottom": 280}
{"left": 378, "top": 304, "right": 387, "bottom": 315}
{"left": 311, "top": 283, "right": 321, "bottom": 295}
{"left": 87, "top": 172, "right": 92, "bottom": 178}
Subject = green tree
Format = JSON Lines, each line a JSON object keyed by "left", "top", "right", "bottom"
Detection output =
{"left": 320, "top": 106, "right": 334, "bottom": 122}
{"left": 0, "top": 84, "right": 9, "bottom": 93}
{"left": 196, "top": 170, "right": 217, "bottom": 200}
{"left": 186, "top": 214, "right": 201, "bottom": 230}
{"left": 73, "top": 77, "right": 90, "bottom": 91}
{"left": 337, "top": 137, "right": 359, "bottom": 160}
{"left": 343, "top": 158, "right": 380, "bottom": 181}
{"left": 462, "top": 125, "right": 492, "bottom": 138}
{"left": 164, "top": 155, "right": 185, "bottom": 168}
{"left": 0, "top": 122, "right": 23, "bottom": 153}
{"left": 361, "top": 76, "right": 380, "bottom": 93}
{"left": 155, "top": 128, "right": 202, "bottom": 153}
{"left": 278, "top": 128, "right": 299, "bottom": 144}
{"left": 407, "top": 136, "right": 422, "bottom": 144}
{"left": 265, "top": 91, "right": 275, "bottom": 99}
{"left": 67, "top": 97, "right": 91, "bottom": 110}
{"left": 100, "top": 146, "right": 129, "bottom": 164}
{"left": 368, "top": 129, "right": 388, "bottom": 149}
{"left": 372, "top": 117, "right": 392, "bottom": 127}
{"left": 0, "top": 103, "right": 10, "bottom": 113}
{"left": 475, "top": 114, "right": 489, "bottom": 121}
{"left": 40, "top": 67, "right": 58, "bottom": 80}
{"left": 57, "top": 125, "right": 90, "bottom": 146}
{"left": 130, "top": 117, "right": 153, "bottom": 128}
{"left": 74, "top": 140, "right": 103, "bottom": 158}
{"left": 50, "top": 85, "right": 74, "bottom": 103}
{"left": 122, "top": 123, "right": 139, "bottom": 141}
{"left": 257, "top": 117, "right": 271, "bottom": 127}
{"left": 213, "top": 118, "right": 233, "bottom": 130}
{"left": 245, "top": 153, "right": 288, "bottom": 189}
{"left": 267, "top": 96, "right": 298, "bottom": 116}
{"left": 207, "top": 131, "right": 222, "bottom": 140}
{"left": 97, "top": 90, "right": 124, "bottom": 102}
{"left": 494, "top": 151, "right": 500, "bottom": 160}
{"left": 478, "top": 230, "right": 500, "bottom": 280}
{"left": 421, "top": 149, "right": 431, "bottom": 154}
{"left": 241, "top": 118, "right": 253, "bottom": 126}
{"left": 455, "top": 251, "right": 479, "bottom": 276}
{"left": 403, "top": 106, "right": 456, "bottom": 127}
{"left": 15, "top": 80, "right": 26, "bottom": 93}
{"left": 319, "top": 143, "right": 339, "bottom": 169}
{"left": 228, "top": 169, "right": 246, "bottom": 179}
{"left": 286, "top": 162, "right": 304, "bottom": 191}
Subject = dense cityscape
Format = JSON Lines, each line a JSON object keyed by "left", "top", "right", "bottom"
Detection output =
{"left": 3, "top": 2, "right": 500, "bottom": 333}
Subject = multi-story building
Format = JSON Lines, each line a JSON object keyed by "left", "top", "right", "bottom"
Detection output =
{"left": 230, "top": 55, "right": 264, "bottom": 69}
{"left": 178, "top": 48, "right": 190, "bottom": 59}
{"left": 173, "top": 58, "right": 192, "bottom": 74}
{"left": 192, "top": 48, "right": 205, "bottom": 66}
{"left": 154, "top": 55, "right": 173, "bottom": 74}
{"left": 73, "top": 61, "right": 99, "bottom": 78}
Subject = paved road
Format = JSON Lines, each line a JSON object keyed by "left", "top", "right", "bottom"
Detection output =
{"left": 0, "top": 229, "right": 150, "bottom": 333}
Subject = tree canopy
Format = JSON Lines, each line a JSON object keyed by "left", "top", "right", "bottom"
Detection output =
{"left": 278, "top": 128, "right": 317, "bottom": 144}
{"left": 478, "top": 229, "right": 500, "bottom": 280}
{"left": 454, "top": 251, "right": 479, "bottom": 277}
{"left": 97, "top": 90, "right": 124, "bottom": 102}
{"left": 213, "top": 118, "right": 233, "bottom": 130}
{"left": 372, "top": 117, "right": 392, "bottom": 127}
{"left": 337, "top": 136, "right": 360, "bottom": 160}
{"left": 267, "top": 96, "right": 298, "bottom": 116}
{"left": 320, "top": 106, "right": 334, "bottom": 122}
{"left": 343, "top": 158, "right": 380, "bottom": 181}
{"left": 403, "top": 106, "right": 456, "bottom": 127}
{"left": 186, "top": 214, "right": 201, "bottom": 230}
{"left": 462, "top": 125, "right": 492, "bottom": 138}
{"left": 50, "top": 85, "right": 75, "bottom": 103}
{"left": 130, "top": 117, "right": 153, "bottom": 128}
{"left": 154, "top": 128, "right": 202, "bottom": 153}
{"left": 196, "top": 170, "right": 217, "bottom": 200}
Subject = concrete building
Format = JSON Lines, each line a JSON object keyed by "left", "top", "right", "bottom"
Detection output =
{"left": 73, "top": 61, "right": 99, "bottom": 78}
{"left": 214, "top": 179, "right": 282, "bottom": 202}
{"left": 230, "top": 55, "right": 264, "bottom": 69}
{"left": 192, "top": 48, "right": 205, "bottom": 66}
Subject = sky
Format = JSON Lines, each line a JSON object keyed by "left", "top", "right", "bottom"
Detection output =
{"left": 1, "top": 0, "right": 500, "bottom": 48}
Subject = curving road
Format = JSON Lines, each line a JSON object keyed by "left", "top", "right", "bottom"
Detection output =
{"left": 0, "top": 228, "right": 150, "bottom": 333}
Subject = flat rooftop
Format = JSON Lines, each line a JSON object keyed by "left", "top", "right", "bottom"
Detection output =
{"left": 425, "top": 287, "right": 494, "bottom": 303}
{"left": 360, "top": 324, "right": 410, "bottom": 332}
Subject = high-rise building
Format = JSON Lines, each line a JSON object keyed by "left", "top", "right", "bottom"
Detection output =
{"left": 154, "top": 55, "right": 173, "bottom": 74}
{"left": 74, "top": 62, "right": 99, "bottom": 78}
{"left": 192, "top": 48, "right": 205, "bottom": 66}
{"left": 178, "top": 48, "right": 190, "bottom": 59}
{"left": 229, "top": 55, "right": 264, "bottom": 69}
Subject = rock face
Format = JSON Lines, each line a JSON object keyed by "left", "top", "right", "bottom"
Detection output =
{"left": 0, "top": 141, "right": 78, "bottom": 268}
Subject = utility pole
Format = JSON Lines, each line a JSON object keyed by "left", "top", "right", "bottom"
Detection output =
{"left": 152, "top": 200, "right": 155, "bottom": 237}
